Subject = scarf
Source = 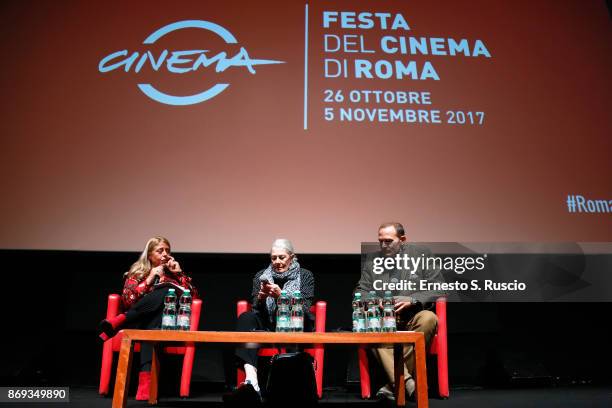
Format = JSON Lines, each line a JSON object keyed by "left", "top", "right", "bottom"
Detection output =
{"left": 260, "top": 259, "right": 301, "bottom": 322}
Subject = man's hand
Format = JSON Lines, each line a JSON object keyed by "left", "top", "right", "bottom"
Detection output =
{"left": 394, "top": 299, "right": 414, "bottom": 314}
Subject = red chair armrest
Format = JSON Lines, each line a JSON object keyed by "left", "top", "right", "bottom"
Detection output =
{"left": 237, "top": 300, "right": 251, "bottom": 317}
{"left": 106, "top": 294, "right": 121, "bottom": 319}
{"left": 314, "top": 301, "right": 327, "bottom": 333}
{"left": 190, "top": 299, "right": 202, "bottom": 331}
{"left": 435, "top": 297, "right": 447, "bottom": 348}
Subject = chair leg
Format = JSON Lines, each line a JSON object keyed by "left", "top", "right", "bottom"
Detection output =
{"left": 314, "top": 346, "right": 324, "bottom": 398}
{"left": 180, "top": 343, "right": 196, "bottom": 398}
{"left": 435, "top": 297, "right": 449, "bottom": 398}
{"left": 437, "top": 351, "right": 449, "bottom": 398}
{"left": 99, "top": 339, "right": 114, "bottom": 395}
{"left": 358, "top": 347, "right": 371, "bottom": 399}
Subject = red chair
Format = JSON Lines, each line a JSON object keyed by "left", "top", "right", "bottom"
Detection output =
{"left": 99, "top": 294, "right": 203, "bottom": 398}
{"left": 357, "top": 297, "right": 449, "bottom": 398}
{"left": 236, "top": 300, "right": 327, "bottom": 398}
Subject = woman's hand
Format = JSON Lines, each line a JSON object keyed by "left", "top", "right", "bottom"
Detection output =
{"left": 165, "top": 256, "right": 182, "bottom": 273}
{"left": 262, "top": 283, "right": 282, "bottom": 299}
{"left": 146, "top": 265, "right": 165, "bottom": 286}
{"left": 257, "top": 289, "right": 267, "bottom": 302}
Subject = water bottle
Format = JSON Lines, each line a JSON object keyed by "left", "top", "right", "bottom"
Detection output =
{"left": 291, "top": 290, "right": 304, "bottom": 332}
{"left": 366, "top": 291, "right": 381, "bottom": 332}
{"left": 382, "top": 291, "right": 396, "bottom": 332}
{"left": 161, "top": 288, "right": 177, "bottom": 330}
{"left": 352, "top": 292, "right": 366, "bottom": 332}
{"left": 177, "top": 289, "right": 192, "bottom": 331}
{"left": 276, "top": 290, "right": 291, "bottom": 332}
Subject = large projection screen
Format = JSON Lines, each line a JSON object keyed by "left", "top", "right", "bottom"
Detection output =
{"left": 1, "top": 0, "right": 610, "bottom": 253}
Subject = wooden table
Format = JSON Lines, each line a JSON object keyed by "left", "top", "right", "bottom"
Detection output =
{"left": 112, "top": 330, "right": 428, "bottom": 408}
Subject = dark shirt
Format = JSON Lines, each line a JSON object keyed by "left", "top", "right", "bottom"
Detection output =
{"left": 355, "top": 243, "right": 445, "bottom": 316}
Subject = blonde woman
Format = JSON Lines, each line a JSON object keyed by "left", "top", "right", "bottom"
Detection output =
{"left": 97, "top": 236, "right": 198, "bottom": 400}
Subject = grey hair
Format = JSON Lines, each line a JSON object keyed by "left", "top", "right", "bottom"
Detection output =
{"left": 271, "top": 238, "right": 295, "bottom": 254}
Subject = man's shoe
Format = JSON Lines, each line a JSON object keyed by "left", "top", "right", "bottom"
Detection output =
{"left": 376, "top": 384, "right": 395, "bottom": 401}
{"left": 377, "top": 380, "right": 416, "bottom": 403}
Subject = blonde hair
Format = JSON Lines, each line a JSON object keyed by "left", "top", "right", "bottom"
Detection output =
{"left": 124, "top": 236, "right": 171, "bottom": 280}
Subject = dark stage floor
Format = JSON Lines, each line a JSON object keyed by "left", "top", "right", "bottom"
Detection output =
{"left": 3, "top": 385, "right": 610, "bottom": 408}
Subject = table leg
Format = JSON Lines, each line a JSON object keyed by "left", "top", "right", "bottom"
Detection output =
{"left": 149, "top": 342, "right": 160, "bottom": 405}
{"left": 414, "top": 335, "right": 429, "bottom": 408}
{"left": 112, "top": 336, "right": 133, "bottom": 408}
{"left": 394, "top": 344, "right": 406, "bottom": 407}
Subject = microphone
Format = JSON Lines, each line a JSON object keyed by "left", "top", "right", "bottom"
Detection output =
{"left": 153, "top": 264, "right": 168, "bottom": 285}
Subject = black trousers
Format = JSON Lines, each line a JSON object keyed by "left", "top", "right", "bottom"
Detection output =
{"left": 124, "top": 286, "right": 172, "bottom": 371}
{"left": 235, "top": 309, "right": 314, "bottom": 368}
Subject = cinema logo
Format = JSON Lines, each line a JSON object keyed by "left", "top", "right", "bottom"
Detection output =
{"left": 98, "top": 20, "right": 284, "bottom": 106}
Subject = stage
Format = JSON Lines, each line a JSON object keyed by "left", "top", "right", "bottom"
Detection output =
{"left": 2, "top": 384, "right": 610, "bottom": 407}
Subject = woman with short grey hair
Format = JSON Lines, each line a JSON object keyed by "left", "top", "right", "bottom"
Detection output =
{"left": 228, "top": 238, "right": 315, "bottom": 400}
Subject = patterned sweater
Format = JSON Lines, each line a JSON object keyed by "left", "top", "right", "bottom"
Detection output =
{"left": 250, "top": 268, "right": 315, "bottom": 321}
{"left": 121, "top": 271, "right": 198, "bottom": 310}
